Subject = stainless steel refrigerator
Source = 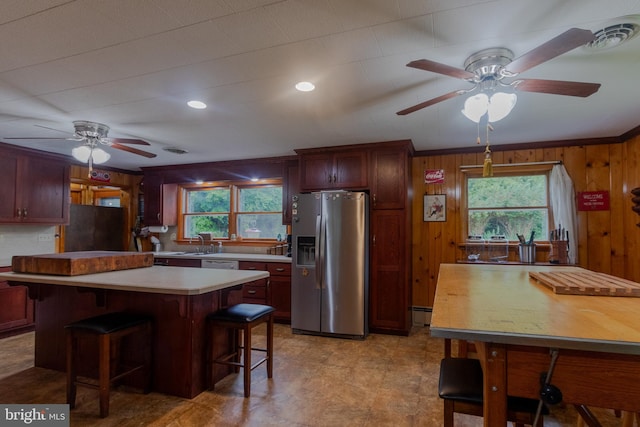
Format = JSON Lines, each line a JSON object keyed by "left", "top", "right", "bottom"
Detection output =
{"left": 291, "top": 191, "right": 369, "bottom": 339}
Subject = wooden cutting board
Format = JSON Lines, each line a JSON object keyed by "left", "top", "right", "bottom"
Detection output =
{"left": 12, "top": 251, "right": 154, "bottom": 276}
{"left": 530, "top": 270, "right": 640, "bottom": 297}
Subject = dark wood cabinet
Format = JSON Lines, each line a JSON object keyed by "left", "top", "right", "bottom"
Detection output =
{"left": 297, "top": 149, "right": 368, "bottom": 192}
{"left": 239, "top": 261, "right": 291, "bottom": 323}
{"left": 0, "top": 266, "right": 35, "bottom": 338}
{"left": 371, "top": 147, "right": 408, "bottom": 210}
{"left": 370, "top": 209, "right": 410, "bottom": 334}
{"left": 0, "top": 149, "right": 70, "bottom": 224}
{"left": 369, "top": 141, "right": 413, "bottom": 335}
{"left": 143, "top": 174, "right": 177, "bottom": 226}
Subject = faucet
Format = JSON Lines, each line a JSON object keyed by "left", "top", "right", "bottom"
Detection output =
{"left": 193, "top": 235, "right": 204, "bottom": 253}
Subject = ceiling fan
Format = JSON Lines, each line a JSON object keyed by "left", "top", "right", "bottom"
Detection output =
{"left": 5, "top": 120, "right": 156, "bottom": 168}
{"left": 396, "top": 28, "right": 602, "bottom": 120}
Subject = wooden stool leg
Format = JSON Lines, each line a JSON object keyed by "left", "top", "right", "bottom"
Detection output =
{"left": 143, "top": 323, "right": 153, "bottom": 393}
{"left": 443, "top": 400, "right": 454, "bottom": 427}
{"left": 66, "top": 331, "right": 77, "bottom": 409}
{"left": 235, "top": 328, "right": 242, "bottom": 373}
{"left": 99, "top": 334, "right": 111, "bottom": 418}
{"left": 267, "top": 315, "right": 273, "bottom": 379}
{"left": 243, "top": 325, "right": 251, "bottom": 398}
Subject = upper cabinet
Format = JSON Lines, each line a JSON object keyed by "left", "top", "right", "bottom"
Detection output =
{"left": 0, "top": 148, "right": 70, "bottom": 224}
{"left": 370, "top": 146, "right": 410, "bottom": 210}
{"left": 143, "top": 174, "right": 177, "bottom": 227}
{"left": 296, "top": 148, "right": 368, "bottom": 192}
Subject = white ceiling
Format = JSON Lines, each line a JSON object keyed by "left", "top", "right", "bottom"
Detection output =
{"left": 1, "top": 0, "right": 639, "bottom": 171}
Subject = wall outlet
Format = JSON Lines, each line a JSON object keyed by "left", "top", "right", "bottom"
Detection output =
{"left": 38, "top": 234, "right": 54, "bottom": 242}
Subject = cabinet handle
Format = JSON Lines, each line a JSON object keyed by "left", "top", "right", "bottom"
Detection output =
{"left": 373, "top": 194, "right": 376, "bottom": 207}
{"left": 156, "top": 213, "right": 161, "bottom": 220}
{"left": 22, "top": 208, "right": 27, "bottom": 218}
{"left": 373, "top": 234, "right": 376, "bottom": 245}
{"left": 247, "top": 290, "right": 257, "bottom": 295}
{"left": 16, "top": 208, "right": 21, "bottom": 217}
{"left": 333, "top": 174, "right": 337, "bottom": 183}
{"left": 276, "top": 268, "right": 285, "bottom": 272}
{"left": 247, "top": 267, "right": 256, "bottom": 270}
{"left": 328, "top": 174, "right": 332, "bottom": 183}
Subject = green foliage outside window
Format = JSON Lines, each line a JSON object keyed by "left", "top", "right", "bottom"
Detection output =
{"left": 182, "top": 183, "right": 286, "bottom": 240}
{"left": 467, "top": 175, "right": 549, "bottom": 241}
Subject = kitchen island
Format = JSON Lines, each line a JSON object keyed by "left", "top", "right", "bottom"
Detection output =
{"left": 0, "top": 266, "right": 269, "bottom": 398}
{"left": 430, "top": 263, "right": 640, "bottom": 426}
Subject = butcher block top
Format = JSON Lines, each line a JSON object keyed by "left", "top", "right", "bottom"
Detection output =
{"left": 430, "top": 263, "right": 640, "bottom": 355}
{"left": 0, "top": 266, "right": 269, "bottom": 295}
{"left": 12, "top": 251, "right": 154, "bottom": 276}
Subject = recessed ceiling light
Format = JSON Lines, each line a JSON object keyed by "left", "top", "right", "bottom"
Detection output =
{"left": 250, "top": 178, "right": 259, "bottom": 182}
{"left": 187, "top": 100, "right": 207, "bottom": 109}
{"left": 295, "top": 81, "right": 315, "bottom": 92}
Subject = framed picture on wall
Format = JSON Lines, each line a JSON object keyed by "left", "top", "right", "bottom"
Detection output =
{"left": 424, "top": 194, "right": 446, "bottom": 222}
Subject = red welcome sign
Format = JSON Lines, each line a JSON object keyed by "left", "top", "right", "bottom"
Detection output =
{"left": 577, "top": 191, "right": 610, "bottom": 211}
{"left": 425, "top": 169, "right": 444, "bottom": 184}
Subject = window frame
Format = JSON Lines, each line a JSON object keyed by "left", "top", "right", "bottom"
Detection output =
{"left": 461, "top": 164, "right": 554, "bottom": 243}
{"left": 177, "top": 178, "right": 284, "bottom": 243}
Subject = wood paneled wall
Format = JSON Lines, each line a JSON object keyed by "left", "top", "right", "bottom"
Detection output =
{"left": 411, "top": 136, "right": 640, "bottom": 307}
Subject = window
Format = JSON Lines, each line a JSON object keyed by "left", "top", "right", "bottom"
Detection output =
{"left": 466, "top": 172, "right": 550, "bottom": 242}
{"left": 180, "top": 180, "right": 286, "bottom": 240}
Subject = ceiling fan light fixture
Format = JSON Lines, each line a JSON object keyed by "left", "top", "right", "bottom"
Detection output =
{"left": 91, "top": 148, "right": 111, "bottom": 164}
{"left": 71, "top": 145, "right": 92, "bottom": 162}
{"left": 461, "top": 93, "right": 489, "bottom": 123}
{"left": 487, "top": 92, "right": 517, "bottom": 122}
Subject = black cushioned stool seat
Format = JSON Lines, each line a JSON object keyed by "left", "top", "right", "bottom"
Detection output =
{"left": 206, "top": 303, "right": 275, "bottom": 397}
{"left": 65, "top": 312, "right": 153, "bottom": 418}
{"left": 439, "top": 357, "right": 546, "bottom": 427}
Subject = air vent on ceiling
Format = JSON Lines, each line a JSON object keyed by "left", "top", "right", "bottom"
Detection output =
{"left": 587, "top": 15, "right": 640, "bottom": 50}
{"left": 163, "top": 147, "right": 188, "bottom": 154}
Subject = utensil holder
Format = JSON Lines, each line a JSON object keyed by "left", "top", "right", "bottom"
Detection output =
{"left": 518, "top": 244, "right": 536, "bottom": 264}
{"left": 549, "top": 241, "right": 569, "bottom": 264}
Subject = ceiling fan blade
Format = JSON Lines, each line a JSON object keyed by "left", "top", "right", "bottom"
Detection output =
{"left": 110, "top": 142, "right": 157, "bottom": 158}
{"left": 407, "top": 59, "right": 475, "bottom": 80}
{"left": 396, "top": 90, "right": 465, "bottom": 116}
{"left": 106, "top": 137, "right": 151, "bottom": 146}
{"left": 505, "top": 28, "right": 595, "bottom": 75}
{"left": 513, "top": 78, "right": 601, "bottom": 97}
{"left": 3, "top": 137, "right": 68, "bottom": 140}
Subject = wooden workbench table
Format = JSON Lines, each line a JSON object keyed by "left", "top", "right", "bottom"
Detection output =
{"left": 430, "top": 263, "right": 640, "bottom": 426}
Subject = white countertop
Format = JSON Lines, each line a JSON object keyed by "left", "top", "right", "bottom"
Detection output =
{"left": 0, "top": 266, "right": 269, "bottom": 296}
{"left": 153, "top": 252, "right": 292, "bottom": 263}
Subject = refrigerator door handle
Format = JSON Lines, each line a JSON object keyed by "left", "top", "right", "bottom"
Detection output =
{"left": 315, "top": 214, "right": 322, "bottom": 289}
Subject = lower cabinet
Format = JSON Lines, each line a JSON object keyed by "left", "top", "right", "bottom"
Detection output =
{"left": 0, "top": 266, "right": 35, "bottom": 338}
{"left": 239, "top": 261, "right": 291, "bottom": 323}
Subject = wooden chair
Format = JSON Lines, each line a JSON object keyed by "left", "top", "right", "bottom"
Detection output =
{"left": 439, "top": 339, "right": 546, "bottom": 427}
{"left": 66, "top": 312, "right": 153, "bottom": 418}
{"left": 206, "top": 303, "right": 275, "bottom": 397}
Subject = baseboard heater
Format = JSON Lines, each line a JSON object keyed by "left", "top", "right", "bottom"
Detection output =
{"left": 412, "top": 306, "right": 432, "bottom": 326}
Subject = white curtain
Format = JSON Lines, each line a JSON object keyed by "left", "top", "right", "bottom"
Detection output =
{"left": 549, "top": 164, "right": 577, "bottom": 264}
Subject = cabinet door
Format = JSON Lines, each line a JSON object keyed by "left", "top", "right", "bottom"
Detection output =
{"left": 144, "top": 175, "right": 177, "bottom": 226}
{"left": 334, "top": 151, "right": 368, "bottom": 189}
{"left": 270, "top": 275, "right": 291, "bottom": 322}
{"left": 21, "top": 157, "right": 70, "bottom": 224}
{"left": 371, "top": 149, "right": 407, "bottom": 210}
{"left": 369, "top": 210, "right": 410, "bottom": 334}
{"left": 299, "top": 153, "right": 333, "bottom": 191}
{"left": 0, "top": 266, "right": 35, "bottom": 338}
{"left": 0, "top": 154, "right": 20, "bottom": 222}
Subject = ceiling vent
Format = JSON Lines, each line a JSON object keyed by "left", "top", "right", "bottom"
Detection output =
{"left": 587, "top": 15, "right": 640, "bottom": 50}
{"left": 163, "top": 147, "right": 188, "bottom": 155}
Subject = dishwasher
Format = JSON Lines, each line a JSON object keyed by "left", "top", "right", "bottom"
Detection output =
{"left": 201, "top": 259, "right": 239, "bottom": 269}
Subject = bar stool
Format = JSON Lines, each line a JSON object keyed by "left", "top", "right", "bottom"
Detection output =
{"left": 65, "top": 312, "right": 153, "bottom": 418}
{"left": 439, "top": 339, "right": 546, "bottom": 427}
{"left": 206, "top": 303, "right": 275, "bottom": 397}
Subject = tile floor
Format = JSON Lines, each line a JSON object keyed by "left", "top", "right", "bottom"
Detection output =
{"left": 0, "top": 325, "right": 626, "bottom": 426}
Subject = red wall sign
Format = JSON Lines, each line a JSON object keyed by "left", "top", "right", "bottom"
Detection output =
{"left": 424, "top": 169, "right": 444, "bottom": 184}
{"left": 577, "top": 191, "right": 610, "bottom": 211}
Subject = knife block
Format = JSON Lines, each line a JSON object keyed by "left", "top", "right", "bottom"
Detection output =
{"left": 549, "top": 241, "right": 569, "bottom": 264}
